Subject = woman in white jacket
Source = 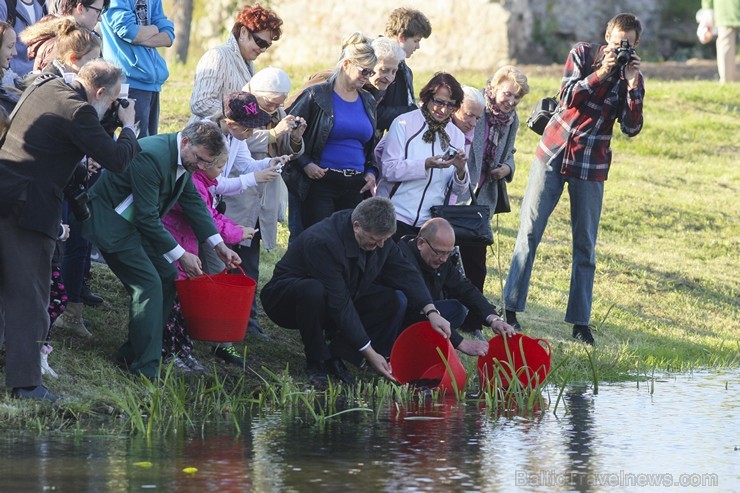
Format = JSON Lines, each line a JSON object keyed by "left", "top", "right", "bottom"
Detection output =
{"left": 376, "top": 72, "right": 470, "bottom": 240}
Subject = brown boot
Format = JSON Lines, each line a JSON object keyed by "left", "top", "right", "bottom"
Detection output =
{"left": 53, "top": 302, "right": 92, "bottom": 338}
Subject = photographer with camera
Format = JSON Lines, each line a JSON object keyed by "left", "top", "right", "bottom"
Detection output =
{"left": 0, "top": 58, "right": 140, "bottom": 401}
{"left": 503, "top": 13, "right": 645, "bottom": 345}
{"left": 375, "top": 72, "right": 469, "bottom": 241}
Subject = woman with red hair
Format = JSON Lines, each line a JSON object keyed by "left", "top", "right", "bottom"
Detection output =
{"left": 189, "top": 4, "right": 283, "bottom": 120}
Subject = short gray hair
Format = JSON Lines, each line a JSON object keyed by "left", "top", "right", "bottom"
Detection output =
{"left": 371, "top": 37, "right": 405, "bottom": 64}
{"left": 351, "top": 197, "right": 397, "bottom": 235}
{"left": 181, "top": 120, "right": 227, "bottom": 160}
{"left": 461, "top": 85, "right": 485, "bottom": 108}
{"left": 76, "top": 58, "right": 124, "bottom": 94}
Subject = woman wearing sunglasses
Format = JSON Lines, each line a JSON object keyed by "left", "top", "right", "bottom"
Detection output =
{"left": 375, "top": 72, "right": 470, "bottom": 240}
{"left": 189, "top": 4, "right": 282, "bottom": 122}
{"left": 286, "top": 32, "right": 379, "bottom": 231}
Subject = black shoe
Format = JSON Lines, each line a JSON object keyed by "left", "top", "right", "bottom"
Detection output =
{"left": 505, "top": 310, "right": 522, "bottom": 331}
{"left": 305, "top": 360, "right": 329, "bottom": 388}
{"left": 325, "top": 358, "right": 354, "bottom": 385}
{"left": 11, "top": 385, "right": 60, "bottom": 403}
{"left": 81, "top": 283, "right": 104, "bottom": 306}
{"left": 246, "top": 323, "right": 270, "bottom": 340}
{"left": 572, "top": 324, "right": 595, "bottom": 345}
{"left": 211, "top": 345, "right": 248, "bottom": 369}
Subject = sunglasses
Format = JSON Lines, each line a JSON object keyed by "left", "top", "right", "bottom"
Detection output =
{"left": 430, "top": 97, "right": 459, "bottom": 110}
{"left": 250, "top": 31, "right": 272, "bottom": 50}
{"left": 354, "top": 63, "right": 376, "bottom": 78}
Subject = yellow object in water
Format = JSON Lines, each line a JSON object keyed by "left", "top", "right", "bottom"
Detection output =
{"left": 183, "top": 467, "right": 198, "bottom": 474}
{"left": 133, "top": 461, "right": 153, "bottom": 468}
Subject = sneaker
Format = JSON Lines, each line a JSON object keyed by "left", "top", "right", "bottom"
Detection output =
{"left": 11, "top": 385, "right": 60, "bottom": 403}
{"left": 182, "top": 353, "right": 207, "bottom": 373}
{"left": 325, "top": 358, "right": 354, "bottom": 385}
{"left": 163, "top": 355, "right": 193, "bottom": 374}
{"left": 305, "top": 360, "right": 329, "bottom": 388}
{"left": 212, "top": 345, "right": 248, "bottom": 369}
{"left": 505, "top": 310, "right": 522, "bottom": 332}
{"left": 572, "top": 324, "right": 595, "bottom": 345}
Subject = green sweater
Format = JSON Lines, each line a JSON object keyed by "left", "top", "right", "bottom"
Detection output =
{"left": 702, "top": 0, "right": 740, "bottom": 27}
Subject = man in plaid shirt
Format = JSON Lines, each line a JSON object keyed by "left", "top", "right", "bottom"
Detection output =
{"left": 504, "top": 13, "right": 645, "bottom": 345}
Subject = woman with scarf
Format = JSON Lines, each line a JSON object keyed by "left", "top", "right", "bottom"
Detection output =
{"left": 375, "top": 71, "right": 470, "bottom": 240}
{"left": 457, "top": 65, "right": 530, "bottom": 333}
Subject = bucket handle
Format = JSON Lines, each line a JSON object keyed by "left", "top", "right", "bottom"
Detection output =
{"left": 192, "top": 264, "right": 247, "bottom": 282}
{"left": 531, "top": 337, "right": 552, "bottom": 356}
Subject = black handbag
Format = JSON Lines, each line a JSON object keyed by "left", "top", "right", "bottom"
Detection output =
{"left": 281, "top": 160, "right": 311, "bottom": 201}
{"left": 526, "top": 95, "right": 559, "bottom": 135}
{"left": 494, "top": 178, "right": 511, "bottom": 214}
{"left": 430, "top": 184, "right": 493, "bottom": 246}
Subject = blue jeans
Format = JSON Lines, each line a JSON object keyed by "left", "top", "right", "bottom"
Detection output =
{"left": 504, "top": 152, "right": 603, "bottom": 325}
{"left": 128, "top": 88, "right": 160, "bottom": 138}
{"left": 287, "top": 191, "right": 304, "bottom": 242}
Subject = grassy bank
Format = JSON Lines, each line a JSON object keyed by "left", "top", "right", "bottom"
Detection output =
{"left": 0, "top": 65, "right": 737, "bottom": 432}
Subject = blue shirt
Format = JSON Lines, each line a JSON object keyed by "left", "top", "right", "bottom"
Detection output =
{"left": 319, "top": 93, "right": 373, "bottom": 172}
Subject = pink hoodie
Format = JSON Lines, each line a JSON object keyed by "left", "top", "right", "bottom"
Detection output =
{"left": 162, "top": 170, "right": 243, "bottom": 279}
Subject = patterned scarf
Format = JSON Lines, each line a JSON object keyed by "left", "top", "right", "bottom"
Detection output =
{"left": 420, "top": 104, "right": 452, "bottom": 151}
{"left": 483, "top": 87, "right": 515, "bottom": 172}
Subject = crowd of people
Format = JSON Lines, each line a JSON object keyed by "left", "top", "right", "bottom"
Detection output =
{"left": 0, "top": 3, "right": 646, "bottom": 401}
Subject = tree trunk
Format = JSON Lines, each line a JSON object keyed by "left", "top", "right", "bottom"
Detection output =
{"left": 168, "top": 0, "right": 194, "bottom": 64}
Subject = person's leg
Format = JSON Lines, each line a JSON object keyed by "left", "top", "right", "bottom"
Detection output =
{"left": 504, "top": 153, "right": 566, "bottom": 315}
{"left": 392, "top": 221, "right": 420, "bottom": 242}
{"left": 148, "top": 91, "right": 160, "bottom": 136}
{"left": 234, "top": 230, "right": 265, "bottom": 337}
{"left": 287, "top": 191, "right": 304, "bottom": 242}
{"left": 0, "top": 215, "right": 55, "bottom": 389}
{"left": 715, "top": 26, "right": 737, "bottom": 83}
{"left": 261, "top": 278, "right": 331, "bottom": 363}
{"left": 101, "top": 245, "right": 169, "bottom": 379}
{"left": 301, "top": 175, "right": 341, "bottom": 229}
{"left": 564, "top": 178, "right": 604, "bottom": 326}
{"left": 434, "top": 299, "right": 470, "bottom": 330}
{"left": 458, "top": 243, "right": 488, "bottom": 332}
{"left": 335, "top": 174, "right": 365, "bottom": 212}
{"left": 128, "top": 88, "right": 153, "bottom": 138}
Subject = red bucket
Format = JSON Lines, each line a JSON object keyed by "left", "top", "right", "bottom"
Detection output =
{"left": 175, "top": 267, "right": 256, "bottom": 342}
{"left": 390, "top": 321, "right": 466, "bottom": 393}
{"left": 478, "top": 334, "right": 552, "bottom": 389}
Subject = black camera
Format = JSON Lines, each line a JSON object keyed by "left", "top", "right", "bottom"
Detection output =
{"left": 63, "top": 161, "right": 90, "bottom": 222}
{"left": 614, "top": 39, "right": 636, "bottom": 67}
{"left": 442, "top": 145, "right": 458, "bottom": 160}
{"left": 100, "top": 98, "right": 130, "bottom": 134}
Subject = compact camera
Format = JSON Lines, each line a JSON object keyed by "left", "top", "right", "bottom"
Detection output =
{"left": 63, "top": 161, "right": 90, "bottom": 222}
{"left": 442, "top": 145, "right": 458, "bottom": 160}
{"left": 100, "top": 98, "right": 130, "bottom": 134}
{"left": 614, "top": 39, "right": 636, "bottom": 67}
{"left": 291, "top": 120, "right": 300, "bottom": 129}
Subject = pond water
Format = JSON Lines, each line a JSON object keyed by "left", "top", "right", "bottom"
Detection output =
{"left": 0, "top": 370, "right": 737, "bottom": 492}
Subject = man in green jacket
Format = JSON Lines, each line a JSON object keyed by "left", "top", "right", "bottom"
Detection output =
{"left": 84, "top": 121, "right": 241, "bottom": 379}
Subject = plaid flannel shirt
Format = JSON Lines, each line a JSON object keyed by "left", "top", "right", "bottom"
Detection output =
{"left": 536, "top": 42, "right": 645, "bottom": 182}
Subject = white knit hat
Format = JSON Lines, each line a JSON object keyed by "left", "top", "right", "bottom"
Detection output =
{"left": 246, "top": 67, "right": 291, "bottom": 95}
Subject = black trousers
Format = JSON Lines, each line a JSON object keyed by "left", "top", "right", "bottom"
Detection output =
{"left": 458, "top": 243, "right": 488, "bottom": 331}
{"left": 301, "top": 172, "right": 365, "bottom": 229}
{"left": 261, "top": 279, "right": 403, "bottom": 366}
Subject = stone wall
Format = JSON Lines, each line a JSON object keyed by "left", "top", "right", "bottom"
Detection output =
{"left": 172, "top": 0, "right": 701, "bottom": 71}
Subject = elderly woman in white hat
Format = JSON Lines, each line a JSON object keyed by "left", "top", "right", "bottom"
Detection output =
{"left": 219, "top": 67, "right": 305, "bottom": 339}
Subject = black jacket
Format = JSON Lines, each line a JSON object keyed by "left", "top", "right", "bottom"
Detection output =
{"left": 261, "top": 210, "right": 433, "bottom": 350}
{"left": 287, "top": 75, "right": 378, "bottom": 174}
{"left": 398, "top": 235, "right": 499, "bottom": 347}
{"left": 376, "top": 61, "right": 417, "bottom": 133}
{"left": 0, "top": 77, "right": 140, "bottom": 238}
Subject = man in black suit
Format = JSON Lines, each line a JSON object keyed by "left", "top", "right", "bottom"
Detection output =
{"left": 0, "top": 59, "right": 140, "bottom": 401}
{"left": 261, "top": 197, "right": 450, "bottom": 386}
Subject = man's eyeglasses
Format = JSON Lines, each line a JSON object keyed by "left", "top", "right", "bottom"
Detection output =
{"left": 86, "top": 4, "right": 103, "bottom": 19}
{"left": 430, "top": 97, "right": 459, "bottom": 110}
{"left": 422, "top": 238, "right": 454, "bottom": 258}
{"left": 354, "top": 63, "right": 376, "bottom": 78}
{"left": 194, "top": 151, "right": 216, "bottom": 167}
{"left": 250, "top": 31, "right": 272, "bottom": 50}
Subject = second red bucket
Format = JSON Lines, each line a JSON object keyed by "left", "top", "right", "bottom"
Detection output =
{"left": 478, "top": 334, "right": 552, "bottom": 389}
{"left": 390, "top": 321, "right": 466, "bottom": 393}
{"left": 175, "top": 267, "right": 256, "bottom": 342}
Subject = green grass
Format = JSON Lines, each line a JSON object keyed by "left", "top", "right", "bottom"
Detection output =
{"left": 0, "top": 65, "right": 737, "bottom": 432}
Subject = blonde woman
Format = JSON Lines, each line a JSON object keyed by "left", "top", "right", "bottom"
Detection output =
{"left": 287, "top": 32, "right": 378, "bottom": 230}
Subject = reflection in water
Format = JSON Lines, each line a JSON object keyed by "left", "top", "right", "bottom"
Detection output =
{"left": 0, "top": 371, "right": 736, "bottom": 492}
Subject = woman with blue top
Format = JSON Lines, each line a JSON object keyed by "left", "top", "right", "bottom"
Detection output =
{"left": 287, "top": 32, "right": 378, "bottom": 230}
